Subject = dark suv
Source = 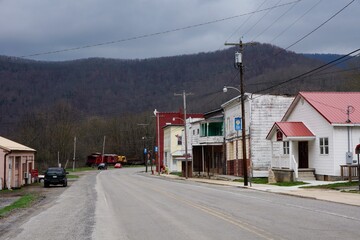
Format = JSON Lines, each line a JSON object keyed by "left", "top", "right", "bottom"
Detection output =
{"left": 44, "top": 167, "right": 68, "bottom": 188}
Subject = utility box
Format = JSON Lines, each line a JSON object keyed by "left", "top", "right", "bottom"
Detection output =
{"left": 346, "top": 152, "right": 353, "bottom": 164}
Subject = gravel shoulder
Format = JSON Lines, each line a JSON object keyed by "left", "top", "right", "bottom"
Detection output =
{"left": 0, "top": 171, "right": 93, "bottom": 240}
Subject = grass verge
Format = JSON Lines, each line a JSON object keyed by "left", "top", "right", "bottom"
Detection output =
{"left": 271, "top": 181, "right": 308, "bottom": 187}
{"left": 0, "top": 194, "right": 37, "bottom": 218}
{"left": 170, "top": 172, "right": 182, "bottom": 177}
{"left": 67, "top": 174, "right": 79, "bottom": 179}
{"left": 301, "top": 181, "right": 359, "bottom": 192}
{"left": 233, "top": 178, "right": 269, "bottom": 184}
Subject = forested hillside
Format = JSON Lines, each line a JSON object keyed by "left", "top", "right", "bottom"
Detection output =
{"left": 0, "top": 43, "right": 358, "bottom": 168}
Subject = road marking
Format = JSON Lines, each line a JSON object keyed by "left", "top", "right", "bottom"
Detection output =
{"left": 142, "top": 181, "right": 283, "bottom": 240}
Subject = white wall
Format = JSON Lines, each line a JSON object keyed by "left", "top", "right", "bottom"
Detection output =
{"left": 286, "top": 99, "right": 335, "bottom": 175}
{"left": 333, "top": 126, "right": 360, "bottom": 175}
{"left": 250, "top": 95, "right": 293, "bottom": 171}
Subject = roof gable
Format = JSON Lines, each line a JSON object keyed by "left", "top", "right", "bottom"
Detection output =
{"left": 266, "top": 122, "right": 315, "bottom": 140}
{"left": 275, "top": 122, "right": 315, "bottom": 137}
{"left": 0, "top": 136, "right": 36, "bottom": 152}
{"left": 283, "top": 92, "right": 360, "bottom": 124}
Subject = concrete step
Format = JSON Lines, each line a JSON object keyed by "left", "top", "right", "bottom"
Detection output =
{"left": 298, "top": 168, "right": 316, "bottom": 181}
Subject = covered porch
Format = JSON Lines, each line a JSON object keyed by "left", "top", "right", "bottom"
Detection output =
{"left": 266, "top": 122, "right": 316, "bottom": 182}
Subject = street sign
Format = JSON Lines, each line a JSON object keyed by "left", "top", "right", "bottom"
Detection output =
{"left": 154, "top": 146, "right": 158, "bottom": 152}
{"left": 235, "top": 117, "right": 242, "bottom": 131}
{"left": 144, "top": 148, "right": 147, "bottom": 154}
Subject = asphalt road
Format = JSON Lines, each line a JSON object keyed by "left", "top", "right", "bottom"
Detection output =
{"left": 2, "top": 168, "right": 360, "bottom": 240}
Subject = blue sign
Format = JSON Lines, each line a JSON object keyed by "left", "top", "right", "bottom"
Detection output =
{"left": 144, "top": 148, "right": 147, "bottom": 154}
{"left": 234, "top": 117, "right": 242, "bottom": 131}
{"left": 154, "top": 146, "right": 158, "bottom": 152}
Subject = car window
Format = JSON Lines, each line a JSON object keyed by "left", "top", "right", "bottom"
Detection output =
{"left": 47, "top": 168, "right": 63, "bottom": 174}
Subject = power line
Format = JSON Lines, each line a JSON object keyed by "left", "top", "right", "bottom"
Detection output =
{"left": 254, "top": 48, "right": 360, "bottom": 94}
{"left": 251, "top": 0, "right": 300, "bottom": 42}
{"left": 19, "top": 0, "right": 301, "bottom": 59}
{"left": 225, "top": 0, "right": 267, "bottom": 43}
{"left": 270, "top": 0, "right": 322, "bottom": 43}
{"left": 243, "top": 0, "right": 283, "bottom": 38}
{"left": 283, "top": 0, "right": 355, "bottom": 51}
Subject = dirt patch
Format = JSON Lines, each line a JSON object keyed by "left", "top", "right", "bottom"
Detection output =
{"left": 0, "top": 181, "right": 73, "bottom": 239}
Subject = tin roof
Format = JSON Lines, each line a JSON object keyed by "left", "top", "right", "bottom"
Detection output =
{"left": 275, "top": 122, "right": 315, "bottom": 137}
{"left": 266, "top": 122, "right": 315, "bottom": 140}
{"left": 285, "top": 92, "right": 360, "bottom": 124}
{"left": 0, "top": 136, "right": 36, "bottom": 152}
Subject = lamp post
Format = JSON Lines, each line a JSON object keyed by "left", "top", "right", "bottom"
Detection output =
{"left": 138, "top": 123, "right": 149, "bottom": 172}
{"left": 223, "top": 40, "right": 249, "bottom": 186}
{"left": 174, "top": 90, "right": 192, "bottom": 179}
{"left": 153, "top": 109, "right": 161, "bottom": 175}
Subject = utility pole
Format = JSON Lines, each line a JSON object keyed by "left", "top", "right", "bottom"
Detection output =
{"left": 174, "top": 90, "right": 192, "bottom": 179}
{"left": 225, "top": 40, "right": 254, "bottom": 186}
{"left": 72, "top": 136, "right": 77, "bottom": 171}
{"left": 102, "top": 136, "right": 106, "bottom": 163}
{"left": 138, "top": 123, "right": 149, "bottom": 173}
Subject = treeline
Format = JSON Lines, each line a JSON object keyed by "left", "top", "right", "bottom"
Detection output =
{"left": 1, "top": 43, "right": 359, "bottom": 169}
{"left": 15, "top": 101, "right": 156, "bottom": 170}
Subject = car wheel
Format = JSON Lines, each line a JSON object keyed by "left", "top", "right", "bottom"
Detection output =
{"left": 44, "top": 182, "right": 49, "bottom": 188}
{"left": 63, "top": 181, "right": 67, "bottom": 187}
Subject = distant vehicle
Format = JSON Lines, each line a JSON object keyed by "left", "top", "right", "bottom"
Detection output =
{"left": 114, "top": 163, "right": 122, "bottom": 168}
{"left": 86, "top": 153, "right": 126, "bottom": 166}
{"left": 98, "top": 163, "right": 107, "bottom": 170}
{"left": 44, "top": 167, "right": 68, "bottom": 188}
{"left": 117, "top": 155, "right": 127, "bottom": 164}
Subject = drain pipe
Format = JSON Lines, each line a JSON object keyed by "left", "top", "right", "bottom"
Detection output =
{"left": 3, "top": 150, "right": 11, "bottom": 189}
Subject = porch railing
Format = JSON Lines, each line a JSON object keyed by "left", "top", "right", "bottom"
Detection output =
{"left": 272, "top": 154, "right": 298, "bottom": 179}
{"left": 290, "top": 155, "right": 298, "bottom": 180}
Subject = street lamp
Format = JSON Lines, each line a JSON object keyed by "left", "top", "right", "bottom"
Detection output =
{"left": 223, "top": 84, "right": 248, "bottom": 186}
{"left": 153, "top": 109, "right": 161, "bottom": 175}
{"left": 223, "top": 86, "right": 241, "bottom": 94}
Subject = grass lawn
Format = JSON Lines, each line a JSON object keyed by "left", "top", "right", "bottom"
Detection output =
{"left": 302, "top": 181, "right": 359, "bottom": 193}
{"left": 233, "top": 178, "right": 269, "bottom": 184}
{"left": 0, "top": 194, "right": 37, "bottom": 218}
{"left": 272, "top": 181, "right": 309, "bottom": 187}
{"left": 170, "top": 172, "right": 182, "bottom": 177}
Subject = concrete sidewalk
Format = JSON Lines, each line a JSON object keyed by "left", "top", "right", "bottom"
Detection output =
{"left": 158, "top": 173, "right": 360, "bottom": 207}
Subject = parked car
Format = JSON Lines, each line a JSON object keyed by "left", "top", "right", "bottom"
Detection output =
{"left": 44, "top": 167, "right": 68, "bottom": 188}
{"left": 38, "top": 174, "right": 45, "bottom": 183}
{"left": 114, "top": 163, "right": 122, "bottom": 168}
{"left": 98, "top": 163, "right": 107, "bottom": 170}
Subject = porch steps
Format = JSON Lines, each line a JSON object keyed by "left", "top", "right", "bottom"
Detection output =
{"left": 298, "top": 168, "right": 316, "bottom": 181}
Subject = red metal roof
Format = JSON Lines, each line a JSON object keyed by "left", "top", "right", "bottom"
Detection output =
{"left": 275, "top": 122, "right": 315, "bottom": 137}
{"left": 299, "top": 92, "right": 360, "bottom": 124}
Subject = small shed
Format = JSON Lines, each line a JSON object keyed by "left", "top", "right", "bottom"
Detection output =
{"left": 0, "top": 136, "right": 36, "bottom": 190}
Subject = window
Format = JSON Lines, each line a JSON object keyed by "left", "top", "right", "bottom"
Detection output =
{"left": 319, "top": 137, "right": 329, "bottom": 155}
{"left": 208, "top": 122, "right": 223, "bottom": 136}
{"left": 200, "top": 123, "right": 207, "bottom": 137}
{"left": 177, "top": 136, "right": 182, "bottom": 145}
{"left": 193, "top": 129, "right": 195, "bottom": 135}
{"left": 283, "top": 141, "right": 289, "bottom": 155}
{"left": 197, "top": 129, "right": 199, "bottom": 135}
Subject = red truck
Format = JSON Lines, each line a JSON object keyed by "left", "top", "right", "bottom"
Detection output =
{"left": 86, "top": 153, "right": 121, "bottom": 166}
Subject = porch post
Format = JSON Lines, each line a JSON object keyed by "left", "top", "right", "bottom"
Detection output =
{"left": 202, "top": 146, "right": 205, "bottom": 175}
{"left": 270, "top": 140, "right": 273, "bottom": 168}
{"left": 289, "top": 141, "right": 293, "bottom": 169}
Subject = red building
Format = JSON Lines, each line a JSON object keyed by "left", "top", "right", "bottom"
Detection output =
{"left": 154, "top": 110, "right": 203, "bottom": 172}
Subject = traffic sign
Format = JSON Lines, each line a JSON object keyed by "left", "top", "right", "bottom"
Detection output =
{"left": 235, "top": 117, "right": 242, "bottom": 131}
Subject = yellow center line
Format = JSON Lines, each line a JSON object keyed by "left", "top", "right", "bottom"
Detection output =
{"left": 143, "top": 181, "right": 285, "bottom": 240}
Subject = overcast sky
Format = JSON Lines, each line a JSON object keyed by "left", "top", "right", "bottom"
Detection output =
{"left": 0, "top": 0, "right": 359, "bottom": 61}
